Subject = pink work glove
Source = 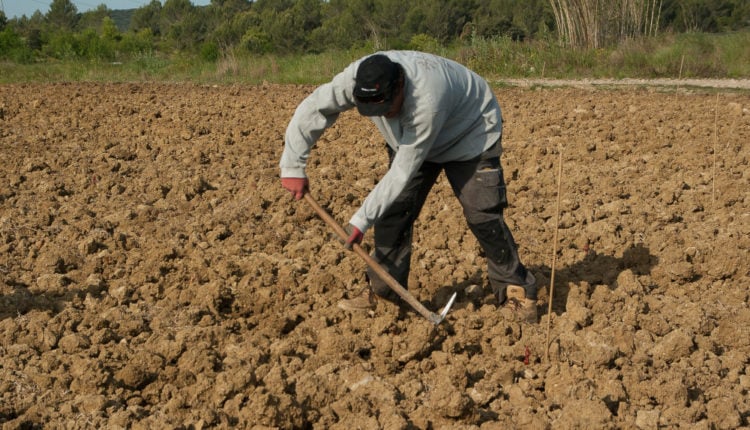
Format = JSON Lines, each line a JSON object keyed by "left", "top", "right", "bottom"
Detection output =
{"left": 345, "top": 225, "right": 364, "bottom": 250}
{"left": 281, "top": 177, "right": 308, "bottom": 200}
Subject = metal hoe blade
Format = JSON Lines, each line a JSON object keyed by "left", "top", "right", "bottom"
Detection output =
{"left": 432, "top": 292, "right": 458, "bottom": 325}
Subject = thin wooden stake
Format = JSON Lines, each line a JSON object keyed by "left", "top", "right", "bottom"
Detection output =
{"left": 545, "top": 143, "right": 564, "bottom": 363}
{"left": 679, "top": 55, "right": 685, "bottom": 79}
{"left": 712, "top": 93, "right": 719, "bottom": 211}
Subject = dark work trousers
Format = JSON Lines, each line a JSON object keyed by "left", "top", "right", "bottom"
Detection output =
{"left": 368, "top": 140, "right": 537, "bottom": 303}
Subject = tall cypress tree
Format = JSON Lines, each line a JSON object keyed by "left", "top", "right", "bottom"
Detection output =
{"left": 47, "top": 0, "right": 78, "bottom": 30}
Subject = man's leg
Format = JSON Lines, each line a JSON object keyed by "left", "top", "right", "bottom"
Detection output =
{"left": 444, "top": 143, "right": 537, "bottom": 320}
{"left": 368, "top": 159, "right": 442, "bottom": 302}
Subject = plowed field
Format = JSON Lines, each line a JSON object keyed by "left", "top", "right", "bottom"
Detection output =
{"left": 1, "top": 82, "right": 748, "bottom": 429}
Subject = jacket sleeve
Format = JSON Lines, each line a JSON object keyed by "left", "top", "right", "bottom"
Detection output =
{"left": 280, "top": 64, "right": 358, "bottom": 178}
{"left": 349, "top": 105, "right": 449, "bottom": 233}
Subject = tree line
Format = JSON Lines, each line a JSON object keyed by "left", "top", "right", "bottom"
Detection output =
{"left": 1, "top": 0, "right": 748, "bottom": 63}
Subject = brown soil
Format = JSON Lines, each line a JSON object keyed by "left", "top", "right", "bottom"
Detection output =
{"left": 0, "top": 82, "right": 748, "bottom": 429}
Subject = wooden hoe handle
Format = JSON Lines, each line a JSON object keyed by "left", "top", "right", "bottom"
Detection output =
{"left": 303, "top": 193, "right": 455, "bottom": 325}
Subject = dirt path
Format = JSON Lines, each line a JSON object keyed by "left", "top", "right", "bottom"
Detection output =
{"left": 500, "top": 78, "right": 750, "bottom": 90}
{"left": 0, "top": 82, "right": 748, "bottom": 428}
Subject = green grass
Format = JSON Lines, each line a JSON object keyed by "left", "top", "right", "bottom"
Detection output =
{"left": 1, "top": 31, "right": 748, "bottom": 84}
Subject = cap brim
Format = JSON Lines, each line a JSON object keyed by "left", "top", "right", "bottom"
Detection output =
{"left": 356, "top": 101, "right": 392, "bottom": 117}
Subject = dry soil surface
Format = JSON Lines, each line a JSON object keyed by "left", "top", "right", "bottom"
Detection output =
{"left": 0, "top": 82, "right": 748, "bottom": 429}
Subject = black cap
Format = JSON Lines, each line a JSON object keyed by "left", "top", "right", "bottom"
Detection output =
{"left": 354, "top": 54, "right": 400, "bottom": 116}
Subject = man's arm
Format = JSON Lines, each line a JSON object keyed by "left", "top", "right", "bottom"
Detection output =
{"left": 348, "top": 107, "right": 448, "bottom": 233}
{"left": 280, "top": 63, "right": 359, "bottom": 179}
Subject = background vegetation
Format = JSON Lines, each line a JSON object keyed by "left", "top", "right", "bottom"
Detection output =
{"left": 0, "top": 0, "right": 748, "bottom": 84}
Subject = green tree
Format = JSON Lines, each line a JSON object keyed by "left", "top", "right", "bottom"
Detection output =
{"left": 0, "top": 10, "right": 7, "bottom": 31}
{"left": 47, "top": 0, "right": 78, "bottom": 30}
{"left": 31, "top": 11, "right": 46, "bottom": 27}
{"left": 24, "top": 12, "right": 46, "bottom": 52}
{"left": 309, "top": 1, "right": 366, "bottom": 50}
{"left": 101, "top": 16, "right": 120, "bottom": 41}
{"left": 240, "top": 26, "right": 272, "bottom": 53}
{"left": 356, "top": 0, "right": 403, "bottom": 48}
{"left": 474, "top": 0, "right": 552, "bottom": 40}
{"left": 130, "top": 0, "right": 163, "bottom": 35}
{"left": 43, "top": 30, "right": 77, "bottom": 59}
{"left": 405, "top": 0, "right": 475, "bottom": 43}
{"left": 161, "top": 0, "right": 194, "bottom": 31}
{"left": 661, "top": 0, "right": 749, "bottom": 32}
{"left": 403, "top": 4, "right": 427, "bottom": 40}
{"left": 119, "top": 28, "right": 155, "bottom": 54}
{"left": 253, "top": 0, "right": 295, "bottom": 13}
{"left": 211, "top": 9, "right": 259, "bottom": 47}
{"left": 78, "top": 4, "right": 110, "bottom": 31}
{"left": 256, "top": 0, "right": 322, "bottom": 53}
{"left": 161, "top": 0, "right": 206, "bottom": 50}
{"left": 210, "top": 0, "right": 253, "bottom": 11}
{"left": 0, "top": 27, "right": 29, "bottom": 61}
{"left": 27, "top": 29, "right": 43, "bottom": 51}
{"left": 77, "top": 27, "right": 116, "bottom": 60}
{"left": 205, "top": 0, "right": 254, "bottom": 46}
{"left": 289, "top": 0, "right": 323, "bottom": 46}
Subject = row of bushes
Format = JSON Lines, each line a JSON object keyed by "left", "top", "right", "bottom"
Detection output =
{"left": 3, "top": 30, "right": 747, "bottom": 85}
{"left": 1, "top": 19, "right": 154, "bottom": 63}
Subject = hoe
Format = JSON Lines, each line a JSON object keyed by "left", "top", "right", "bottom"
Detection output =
{"left": 305, "top": 193, "right": 457, "bottom": 325}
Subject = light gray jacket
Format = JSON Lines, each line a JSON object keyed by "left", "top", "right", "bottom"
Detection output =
{"left": 280, "top": 50, "right": 502, "bottom": 233}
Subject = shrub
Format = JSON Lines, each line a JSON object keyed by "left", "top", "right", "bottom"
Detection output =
{"left": 200, "top": 41, "right": 219, "bottom": 62}
{"left": 408, "top": 34, "right": 442, "bottom": 53}
{"left": 42, "top": 31, "right": 78, "bottom": 59}
{"left": 241, "top": 27, "right": 272, "bottom": 54}
{"left": 119, "top": 28, "right": 155, "bottom": 56}
{"left": 77, "top": 28, "right": 117, "bottom": 60}
{"left": 0, "top": 28, "right": 34, "bottom": 63}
